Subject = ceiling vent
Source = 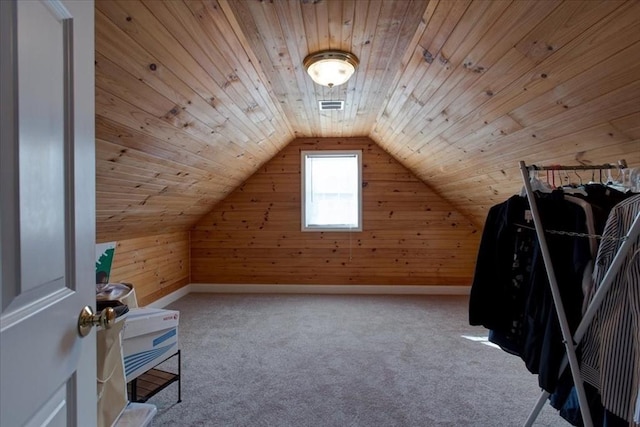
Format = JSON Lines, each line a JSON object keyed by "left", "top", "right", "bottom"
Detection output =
{"left": 319, "top": 100, "right": 344, "bottom": 111}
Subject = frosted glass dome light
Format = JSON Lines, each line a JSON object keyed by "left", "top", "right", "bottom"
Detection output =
{"left": 303, "top": 50, "right": 359, "bottom": 88}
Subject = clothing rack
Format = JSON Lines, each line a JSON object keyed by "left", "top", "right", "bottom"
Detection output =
{"left": 518, "top": 160, "right": 640, "bottom": 427}
{"left": 524, "top": 160, "right": 627, "bottom": 171}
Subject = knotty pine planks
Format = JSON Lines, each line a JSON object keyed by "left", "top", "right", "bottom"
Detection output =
{"left": 95, "top": 0, "right": 639, "bottom": 248}
{"left": 106, "top": 231, "right": 190, "bottom": 306}
{"left": 191, "top": 137, "right": 480, "bottom": 287}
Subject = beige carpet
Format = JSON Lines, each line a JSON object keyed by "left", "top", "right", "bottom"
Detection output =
{"left": 147, "top": 293, "right": 572, "bottom": 426}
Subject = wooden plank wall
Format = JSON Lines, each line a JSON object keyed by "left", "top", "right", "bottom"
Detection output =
{"left": 106, "top": 231, "right": 190, "bottom": 306}
{"left": 191, "top": 137, "right": 481, "bottom": 287}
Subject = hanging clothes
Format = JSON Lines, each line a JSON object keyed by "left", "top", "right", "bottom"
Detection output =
{"left": 468, "top": 194, "right": 531, "bottom": 348}
{"left": 550, "top": 379, "right": 629, "bottom": 427}
{"left": 469, "top": 190, "right": 591, "bottom": 393}
{"left": 565, "top": 185, "right": 636, "bottom": 311}
{"left": 580, "top": 194, "right": 640, "bottom": 423}
{"left": 562, "top": 196, "right": 597, "bottom": 316}
{"left": 483, "top": 161, "right": 640, "bottom": 427}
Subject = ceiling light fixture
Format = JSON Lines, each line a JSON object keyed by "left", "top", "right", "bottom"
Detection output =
{"left": 303, "top": 50, "right": 359, "bottom": 88}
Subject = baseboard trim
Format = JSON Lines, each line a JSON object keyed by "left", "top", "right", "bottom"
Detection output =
{"left": 147, "top": 284, "right": 192, "bottom": 308}
{"left": 189, "top": 284, "right": 471, "bottom": 295}
{"left": 147, "top": 284, "right": 471, "bottom": 307}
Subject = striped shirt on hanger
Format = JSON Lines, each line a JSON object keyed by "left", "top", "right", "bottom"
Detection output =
{"left": 580, "top": 194, "right": 640, "bottom": 423}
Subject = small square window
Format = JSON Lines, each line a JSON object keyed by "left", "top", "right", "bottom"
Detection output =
{"left": 301, "top": 150, "right": 362, "bottom": 232}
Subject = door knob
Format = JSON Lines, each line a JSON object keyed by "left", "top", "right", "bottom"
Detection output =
{"left": 77, "top": 306, "right": 115, "bottom": 337}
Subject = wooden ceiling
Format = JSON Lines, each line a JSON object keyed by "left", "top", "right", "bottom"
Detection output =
{"left": 95, "top": 0, "right": 640, "bottom": 242}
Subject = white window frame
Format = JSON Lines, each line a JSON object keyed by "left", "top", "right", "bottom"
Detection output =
{"left": 301, "top": 150, "right": 363, "bottom": 232}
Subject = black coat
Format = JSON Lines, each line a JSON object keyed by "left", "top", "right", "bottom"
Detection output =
{"left": 469, "top": 192, "right": 591, "bottom": 392}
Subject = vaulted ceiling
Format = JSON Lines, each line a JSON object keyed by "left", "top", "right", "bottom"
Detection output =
{"left": 95, "top": 0, "right": 640, "bottom": 242}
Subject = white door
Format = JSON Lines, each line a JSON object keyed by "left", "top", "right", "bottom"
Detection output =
{"left": 0, "top": 0, "right": 96, "bottom": 426}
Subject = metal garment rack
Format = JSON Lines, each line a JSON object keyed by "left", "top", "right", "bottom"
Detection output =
{"left": 518, "top": 160, "right": 640, "bottom": 427}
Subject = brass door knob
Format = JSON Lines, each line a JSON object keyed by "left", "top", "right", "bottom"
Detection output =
{"left": 77, "top": 306, "right": 115, "bottom": 337}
